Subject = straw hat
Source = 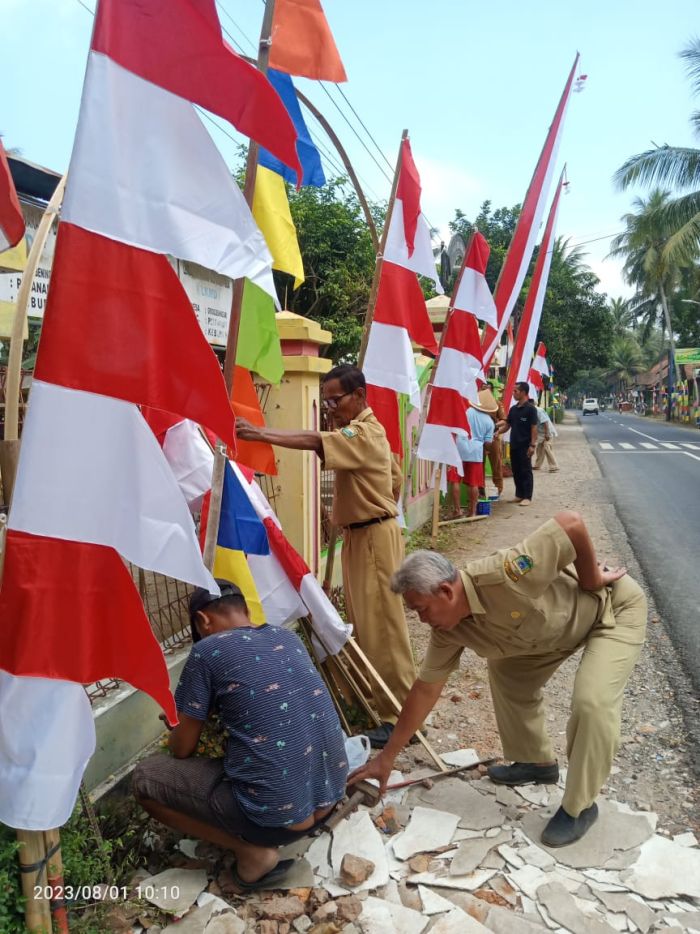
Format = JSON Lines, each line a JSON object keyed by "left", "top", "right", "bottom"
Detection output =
{"left": 470, "top": 387, "right": 499, "bottom": 414}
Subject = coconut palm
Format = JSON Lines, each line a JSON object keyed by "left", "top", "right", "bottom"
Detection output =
{"left": 613, "top": 38, "right": 700, "bottom": 266}
{"left": 551, "top": 236, "right": 591, "bottom": 285}
{"left": 608, "top": 190, "right": 682, "bottom": 381}
{"left": 608, "top": 297, "right": 636, "bottom": 335}
{"left": 605, "top": 335, "right": 645, "bottom": 393}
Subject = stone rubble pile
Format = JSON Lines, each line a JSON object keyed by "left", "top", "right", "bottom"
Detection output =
{"left": 127, "top": 751, "right": 700, "bottom": 934}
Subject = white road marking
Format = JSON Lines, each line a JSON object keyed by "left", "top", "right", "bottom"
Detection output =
{"left": 686, "top": 452, "right": 700, "bottom": 462}
{"left": 660, "top": 442, "right": 680, "bottom": 450}
{"left": 681, "top": 442, "right": 700, "bottom": 450}
{"left": 640, "top": 442, "right": 658, "bottom": 449}
{"left": 619, "top": 442, "right": 635, "bottom": 450}
{"left": 599, "top": 442, "right": 614, "bottom": 450}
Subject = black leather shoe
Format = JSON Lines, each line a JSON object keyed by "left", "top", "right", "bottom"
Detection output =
{"left": 541, "top": 803, "right": 599, "bottom": 847}
{"left": 488, "top": 761, "right": 559, "bottom": 785}
{"left": 366, "top": 722, "right": 394, "bottom": 749}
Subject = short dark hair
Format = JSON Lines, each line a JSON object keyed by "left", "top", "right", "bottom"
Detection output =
{"left": 322, "top": 364, "right": 365, "bottom": 394}
{"left": 189, "top": 580, "right": 248, "bottom": 643}
{"left": 516, "top": 381, "right": 530, "bottom": 394}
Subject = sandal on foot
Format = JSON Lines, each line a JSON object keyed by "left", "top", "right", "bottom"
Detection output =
{"left": 230, "top": 858, "right": 295, "bottom": 892}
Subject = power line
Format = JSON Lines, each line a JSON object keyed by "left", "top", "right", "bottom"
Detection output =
{"left": 331, "top": 83, "right": 395, "bottom": 175}
{"left": 216, "top": 2, "right": 256, "bottom": 54}
{"left": 74, "top": 0, "right": 94, "bottom": 15}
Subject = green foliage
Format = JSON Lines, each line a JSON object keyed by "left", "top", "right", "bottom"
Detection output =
{"left": 0, "top": 319, "right": 42, "bottom": 370}
{"left": 277, "top": 179, "right": 383, "bottom": 362}
{"left": 449, "top": 201, "right": 521, "bottom": 293}
{"left": 0, "top": 829, "right": 25, "bottom": 934}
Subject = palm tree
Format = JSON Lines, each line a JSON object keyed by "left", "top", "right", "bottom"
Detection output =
{"left": 614, "top": 38, "right": 700, "bottom": 266}
{"left": 605, "top": 335, "right": 645, "bottom": 394}
{"left": 608, "top": 190, "right": 682, "bottom": 382}
{"left": 608, "top": 297, "right": 636, "bottom": 335}
{"left": 551, "top": 236, "right": 591, "bottom": 284}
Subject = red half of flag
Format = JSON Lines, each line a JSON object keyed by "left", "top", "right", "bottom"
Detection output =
{"left": 426, "top": 386, "right": 471, "bottom": 434}
{"left": 366, "top": 384, "right": 402, "bottom": 456}
{"left": 93, "top": 0, "right": 302, "bottom": 185}
{"left": 374, "top": 261, "right": 439, "bottom": 355}
{"left": 396, "top": 138, "right": 421, "bottom": 258}
{"left": 231, "top": 367, "right": 277, "bottom": 476}
{"left": 0, "top": 530, "right": 177, "bottom": 724}
{"left": 36, "top": 223, "right": 236, "bottom": 450}
{"left": 0, "top": 140, "right": 25, "bottom": 250}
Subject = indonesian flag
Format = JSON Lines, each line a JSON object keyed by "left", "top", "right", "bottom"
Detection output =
{"left": 363, "top": 138, "right": 440, "bottom": 451}
{"left": 0, "top": 0, "right": 300, "bottom": 831}
{"left": 0, "top": 139, "right": 24, "bottom": 251}
{"left": 504, "top": 170, "right": 565, "bottom": 404}
{"left": 529, "top": 342, "right": 550, "bottom": 396}
{"left": 417, "top": 233, "right": 489, "bottom": 472}
{"left": 481, "top": 54, "right": 580, "bottom": 369}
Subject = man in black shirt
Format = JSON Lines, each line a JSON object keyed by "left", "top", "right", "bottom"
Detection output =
{"left": 499, "top": 381, "right": 538, "bottom": 506}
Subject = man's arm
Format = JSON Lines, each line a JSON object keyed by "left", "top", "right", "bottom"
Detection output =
{"left": 168, "top": 714, "right": 206, "bottom": 759}
{"left": 236, "top": 417, "right": 323, "bottom": 457}
{"left": 348, "top": 678, "right": 445, "bottom": 793}
{"left": 554, "top": 511, "right": 627, "bottom": 590}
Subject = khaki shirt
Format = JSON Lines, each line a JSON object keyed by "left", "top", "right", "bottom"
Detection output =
{"left": 321, "top": 408, "right": 401, "bottom": 527}
{"left": 419, "top": 519, "right": 611, "bottom": 683}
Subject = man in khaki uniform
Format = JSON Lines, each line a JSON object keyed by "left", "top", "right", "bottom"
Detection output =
{"left": 236, "top": 364, "right": 416, "bottom": 748}
{"left": 349, "top": 511, "right": 647, "bottom": 846}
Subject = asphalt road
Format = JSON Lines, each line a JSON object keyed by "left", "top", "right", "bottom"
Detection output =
{"left": 577, "top": 409, "right": 700, "bottom": 693}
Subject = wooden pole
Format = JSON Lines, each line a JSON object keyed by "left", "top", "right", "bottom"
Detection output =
{"left": 403, "top": 231, "right": 478, "bottom": 509}
{"left": 44, "top": 828, "right": 70, "bottom": 934}
{"left": 16, "top": 829, "right": 52, "bottom": 932}
{"left": 430, "top": 466, "right": 442, "bottom": 548}
{"left": 322, "top": 131, "right": 408, "bottom": 592}
{"left": 202, "top": 0, "right": 276, "bottom": 569}
{"left": 2, "top": 175, "right": 66, "bottom": 443}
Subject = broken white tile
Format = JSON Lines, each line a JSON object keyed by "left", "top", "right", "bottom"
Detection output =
{"left": 486, "top": 826, "right": 507, "bottom": 838}
{"left": 441, "top": 748, "right": 480, "bottom": 768}
{"left": 408, "top": 779, "right": 506, "bottom": 830}
{"left": 378, "top": 878, "right": 403, "bottom": 906}
{"left": 507, "top": 864, "right": 551, "bottom": 900}
{"left": 603, "top": 848, "right": 640, "bottom": 871}
{"left": 428, "top": 906, "right": 490, "bottom": 932}
{"left": 324, "top": 880, "right": 352, "bottom": 898}
{"left": 498, "top": 844, "right": 524, "bottom": 868}
{"left": 482, "top": 853, "right": 506, "bottom": 871}
{"left": 205, "top": 914, "right": 246, "bottom": 934}
{"left": 494, "top": 785, "right": 521, "bottom": 807}
{"left": 623, "top": 834, "right": 700, "bottom": 899}
{"left": 605, "top": 913, "right": 629, "bottom": 932}
{"left": 417, "top": 884, "right": 455, "bottom": 915}
{"left": 537, "top": 881, "right": 617, "bottom": 934}
{"left": 673, "top": 832, "right": 698, "bottom": 848}
{"left": 515, "top": 785, "right": 550, "bottom": 806}
{"left": 197, "top": 892, "right": 233, "bottom": 914}
{"left": 371, "top": 770, "right": 407, "bottom": 806}
{"left": 589, "top": 889, "right": 656, "bottom": 934}
{"left": 453, "top": 828, "right": 483, "bottom": 841}
{"left": 518, "top": 842, "right": 555, "bottom": 869}
{"left": 358, "top": 895, "right": 428, "bottom": 934}
{"left": 537, "top": 901, "right": 560, "bottom": 930}
{"left": 609, "top": 801, "right": 657, "bottom": 833}
{"left": 488, "top": 873, "right": 519, "bottom": 906}
{"left": 582, "top": 869, "right": 628, "bottom": 891}
{"left": 393, "top": 806, "right": 459, "bottom": 860}
{"left": 306, "top": 833, "right": 332, "bottom": 879}
{"left": 407, "top": 868, "right": 496, "bottom": 891}
{"left": 177, "top": 839, "right": 200, "bottom": 859}
{"left": 142, "top": 869, "right": 208, "bottom": 915}
{"left": 331, "top": 810, "right": 389, "bottom": 892}
{"left": 487, "top": 904, "right": 548, "bottom": 933}
{"left": 162, "top": 903, "right": 213, "bottom": 933}
{"left": 450, "top": 830, "right": 510, "bottom": 875}
{"left": 383, "top": 835, "right": 407, "bottom": 880}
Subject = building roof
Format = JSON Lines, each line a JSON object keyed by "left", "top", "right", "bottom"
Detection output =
{"left": 8, "top": 155, "right": 61, "bottom": 204}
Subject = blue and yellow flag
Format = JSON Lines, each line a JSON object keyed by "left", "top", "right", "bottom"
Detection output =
{"left": 259, "top": 70, "right": 326, "bottom": 188}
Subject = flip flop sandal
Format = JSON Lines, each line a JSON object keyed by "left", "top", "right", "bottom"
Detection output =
{"left": 230, "top": 857, "right": 295, "bottom": 892}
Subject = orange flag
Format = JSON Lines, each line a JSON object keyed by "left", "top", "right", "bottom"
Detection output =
{"left": 231, "top": 366, "right": 277, "bottom": 476}
{"left": 269, "top": 0, "right": 347, "bottom": 83}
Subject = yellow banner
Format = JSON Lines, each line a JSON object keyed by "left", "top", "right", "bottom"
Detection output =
{"left": 0, "top": 301, "right": 28, "bottom": 340}
{"left": 0, "top": 237, "right": 28, "bottom": 272}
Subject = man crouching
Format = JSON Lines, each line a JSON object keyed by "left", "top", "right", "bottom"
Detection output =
{"left": 134, "top": 580, "right": 348, "bottom": 889}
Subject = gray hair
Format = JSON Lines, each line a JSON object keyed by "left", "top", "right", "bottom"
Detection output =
{"left": 391, "top": 550, "right": 458, "bottom": 595}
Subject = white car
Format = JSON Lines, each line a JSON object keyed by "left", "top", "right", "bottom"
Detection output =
{"left": 582, "top": 398, "right": 599, "bottom": 415}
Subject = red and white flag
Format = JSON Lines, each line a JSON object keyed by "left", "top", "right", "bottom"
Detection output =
{"left": 504, "top": 170, "right": 565, "bottom": 404}
{"left": 363, "top": 138, "right": 440, "bottom": 451}
{"left": 481, "top": 55, "right": 580, "bottom": 369}
{"left": 0, "top": 138, "right": 24, "bottom": 251}
{"left": 529, "top": 342, "right": 550, "bottom": 395}
{"left": 0, "top": 0, "right": 300, "bottom": 830}
{"left": 417, "top": 233, "right": 490, "bottom": 471}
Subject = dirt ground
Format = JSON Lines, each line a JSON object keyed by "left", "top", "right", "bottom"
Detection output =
{"left": 394, "top": 412, "right": 700, "bottom": 837}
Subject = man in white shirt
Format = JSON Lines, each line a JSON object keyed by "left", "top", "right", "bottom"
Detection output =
{"left": 447, "top": 392, "right": 495, "bottom": 518}
{"left": 534, "top": 407, "right": 559, "bottom": 472}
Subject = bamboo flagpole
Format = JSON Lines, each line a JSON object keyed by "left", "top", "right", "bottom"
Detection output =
{"left": 202, "top": 0, "right": 277, "bottom": 571}
{"left": 322, "top": 129, "right": 408, "bottom": 592}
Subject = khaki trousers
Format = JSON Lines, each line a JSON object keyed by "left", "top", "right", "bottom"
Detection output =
{"left": 535, "top": 439, "right": 558, "bottom": 470}
{"left": 341, "top": 519, "right": 416, "bottom": 723}
{"left": 487, "top": 575, "right": 647, "bottom": 816}
{"left": 485, "top": 439, "right": 504, "bottom": 492}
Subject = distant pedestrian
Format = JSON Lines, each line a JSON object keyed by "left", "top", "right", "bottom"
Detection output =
{"left": 534, "top": 407, "right": 559, "bottom": 472}
{"left": 498, "top": 381, "right": 538, "bottom": 506}
{"left": 478, "top": 385, "right": 505, "bottom": 498}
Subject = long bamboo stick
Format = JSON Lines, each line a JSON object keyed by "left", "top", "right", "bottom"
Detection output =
{"left": 322, "top": 130, "right": 408, "bottom": 592}
{"left": 202, "top": 0, "right": 276, "bottom": 571}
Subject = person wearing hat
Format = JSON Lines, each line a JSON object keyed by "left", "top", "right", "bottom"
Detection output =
{"left": 477, "top": 384, "right": 506, "bottom": 499}
{"left": 235, "top": 363, "right": 417, "bottom": 750}
{"left": 133, "top": 580, "right": 348, "bottom": 890}
{"left": 447, "top": 395, "right": 495, "bottom": 518}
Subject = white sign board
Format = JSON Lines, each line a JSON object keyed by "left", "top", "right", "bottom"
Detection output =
{"left": 176, "top": 260, "right": 232, "bottom": 347}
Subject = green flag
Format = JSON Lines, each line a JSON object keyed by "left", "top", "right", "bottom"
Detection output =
{"left": 236, "top": 280, "right": 284, "bottom": 384}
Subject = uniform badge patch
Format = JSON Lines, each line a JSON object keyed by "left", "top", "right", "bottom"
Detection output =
{"left": 504, "top": 553, "right": 534, "bottom": 582}
{"left": 341, "top": 427, "right": 357, "bottom": 438}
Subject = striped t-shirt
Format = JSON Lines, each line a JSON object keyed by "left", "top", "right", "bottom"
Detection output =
{"left": 175, "top": 624, "right": 348, "bottom": 827}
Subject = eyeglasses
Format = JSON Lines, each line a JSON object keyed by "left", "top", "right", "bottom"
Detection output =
{"left": 322, "top": 390, "right": 353, "bottom": 410}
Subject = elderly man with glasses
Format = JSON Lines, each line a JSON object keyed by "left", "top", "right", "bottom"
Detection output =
{"left": 236, "top": 364, "right": 416, "bottom": 748}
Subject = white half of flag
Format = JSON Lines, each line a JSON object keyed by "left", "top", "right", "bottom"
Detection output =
{"left": 63, "top": 52, "right": 277, "bottom": 302}
{"left": 453, "top": 266, "right": 497, "bottom": 327}
{"left": 162, "top": 419, "right": 214, "bottom": 511}
{"left": 10, "top": 381, "right": 217, "bottom": 591}
{"left": 417, "top": 423, "right": 463, "bottom": 472}
{"left": 384, "top": 202, "right": 443, "bottom": 294}
{"left": 0, "top": 673, "right": 95, "bottom": 831}
{"left": 363, "top": 322, "right": 421, "bottom": 407}
{"left": 433, "top": 347, "right": 482, "bottom": 402}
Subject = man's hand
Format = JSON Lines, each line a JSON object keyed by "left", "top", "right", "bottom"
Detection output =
{"left": 236, "top": 417, "right": 264, "bottom": 442}
{"left": 598, "top": 562, "right": 627, "bottom": 586}
{"left": 348, "top": 750, "right": 395, "bottom": 796}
